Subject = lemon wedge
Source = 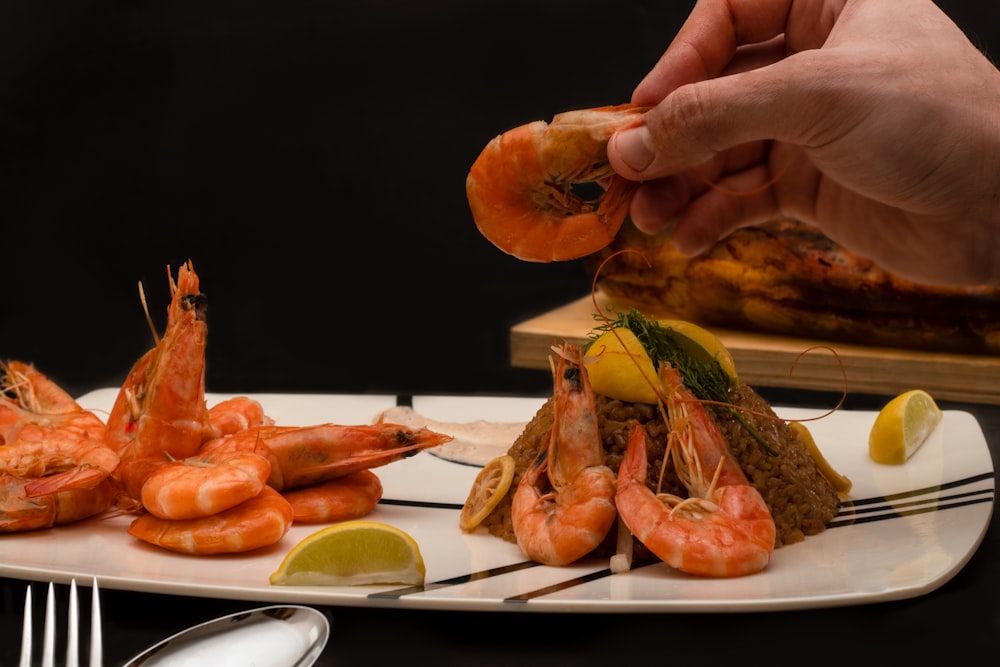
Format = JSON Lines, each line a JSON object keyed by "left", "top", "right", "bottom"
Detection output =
{"left": 658, "top": 319, "right": 738, "bottom": 381}
{"left": 869, "top": 389, "right": 943, "bottom": 465}
{"left": 459, "top": 455, "right": 515, "bottom": 531}
{"left": 788, "top": 421, "right": 852, "bottom": 495}
{"left": 585, "top": 328, "right": 659, "bottom": 403}
{"left": 269, "top": 521, "right": 425, "bottom": 586}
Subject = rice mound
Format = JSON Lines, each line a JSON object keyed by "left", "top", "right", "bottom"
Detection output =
{"left": 479, "top": 381, "right": 841, "bottom": 556}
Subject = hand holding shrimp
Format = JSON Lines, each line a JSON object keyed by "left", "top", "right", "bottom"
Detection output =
{"left": 607, "top": 0, "right": 1000, "bottom": 287}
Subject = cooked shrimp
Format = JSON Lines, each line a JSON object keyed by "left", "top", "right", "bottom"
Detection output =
{"left": 466, "top": 104, "right": 647, "bottom": 262}
{"left": 106, "top": 261, "right": 212, "bottom": 467}
{"left": 0, "top": 476, "right": 117, "bottom": 533}
{"left": 128, "top": 485, "right": 294, "bottom": 555}
{"left": 200, "top": 422, "right": 452, "bottom": 492}
{"left": 206, "top": 396, "right": 274, "bottom": 438}
{"left": 511, "top": 344, "right": 617, "bottom": 565}
{"left": 0, "top": 437, "right": 121, "bottom": 497}
{"left": 0, "top": 361, "right": 119, "bottom": 499}
{"left": 615, "top": 365, "right": 776, "bottom": 577}
{"left": 1, "top": 361, "right": 107, "bottom": 446}
{"left": 281, "top": 469, "right": 383, "bottom": 523}
{"left": 138, "top": 448, "right": 272, "bottom": 520}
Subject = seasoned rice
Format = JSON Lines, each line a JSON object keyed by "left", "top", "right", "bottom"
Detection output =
{"left": 479, "top": 381, "right": 841, "bottom": 557}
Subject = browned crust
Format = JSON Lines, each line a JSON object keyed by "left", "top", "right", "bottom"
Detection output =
{"left": 587, "top": 219, "right": 1000, "bottom": 354}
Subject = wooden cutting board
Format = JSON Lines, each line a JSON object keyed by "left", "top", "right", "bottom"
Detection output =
{"left": 510, "top": 292, "right": 1000, "bottom": 405}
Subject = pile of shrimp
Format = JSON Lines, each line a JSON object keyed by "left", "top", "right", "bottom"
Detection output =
{"left": 508, "top": 343, "right": 775, "bottom": 578}
{"left": 0, "top": 261, "right": 451, "bottom": 555}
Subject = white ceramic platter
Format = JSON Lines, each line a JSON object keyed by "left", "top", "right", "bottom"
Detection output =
{"left": 0, "top": 390, "right": 993, "bottom": 613}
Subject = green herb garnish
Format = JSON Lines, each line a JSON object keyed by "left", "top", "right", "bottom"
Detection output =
{"left": 586, "top": 308, "right": 778, "bottom": 456}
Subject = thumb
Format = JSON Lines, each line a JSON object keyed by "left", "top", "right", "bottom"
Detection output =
{"left": 609, "top": 61, "right": 819, "bottom": 179}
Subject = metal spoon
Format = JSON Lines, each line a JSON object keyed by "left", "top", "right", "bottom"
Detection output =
{"left": 122, "top": 605, "right": 330, "bottom": 667}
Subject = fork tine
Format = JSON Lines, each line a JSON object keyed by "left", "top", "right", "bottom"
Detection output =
{"left": 90, "top": 577, "right": 103, "bottom": 667}
{"left": 41, "top": 582, "right": 56, "bottom": 667}
{"left": 18, "top": 585, "right": 32, "bottom": 667}
{"left": 67, "top": 579, "right": 80, "bottom": 667}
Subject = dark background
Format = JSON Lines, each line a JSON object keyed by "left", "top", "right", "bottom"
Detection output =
{"left": 2, "top": 1, "right": 998, "bottom": 400}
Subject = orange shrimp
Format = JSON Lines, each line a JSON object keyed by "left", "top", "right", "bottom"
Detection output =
{"left": 200, "top": 422, "right": 452, "bottom": 492}
{"left": 137, "top": 447, "right": 272, "bottom": 520}
{"left": 106, "top": 261, "right": 216, "bottom": 509}
{"left": 206, "top": 396, "right": 275, "bottom": 438}
{"left": 466, "top": 104, "right": 647, "bottom": 262}
{"left": 0, "top": 476, "right": 117, "bottom": 533}
{"left": 106, "top": 260, "right": 212, "bottom": 467}
{"left": 1, "top": 361, "right": 107, "bottom": 447}
{"left": 281, "top": 469, "right": 383, "bottom": 523}
{"left": 0, "top": 361, "right": 119, "bottom": 500}
{"left": 614, "top": 365, "right": 776, "bottom": 577}
{"left": 511, "top": 344, "right": 618, "bottom": 565}
{"left": 127, "top": 485, "right": 294, "bottom": 555}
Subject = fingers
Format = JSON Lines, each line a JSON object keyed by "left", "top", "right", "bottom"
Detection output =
{"left": 632, "top": 0, "right": 797, "bottom": 104}
{"left": 610, "top": 58, "right": 817, "bottom": 181}
{"left": 629, "top": 160, "right": 784, "bottom": 255}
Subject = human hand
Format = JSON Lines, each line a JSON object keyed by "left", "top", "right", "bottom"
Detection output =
{"left": 606, "top": 0, "right": 1000, "bottom": 286}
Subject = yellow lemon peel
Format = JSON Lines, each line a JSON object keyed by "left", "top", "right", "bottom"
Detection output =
{"left": 269, "top": 520, "right": 425, "bottom": 587}
{"left": 460, "top": 455, "right": 515, "bottom": 531}
{"left": 869, "top": 389, "right": 943, "bottom": 465}
{"left": 584, "top": 328, "right": 659, "bottom": 404}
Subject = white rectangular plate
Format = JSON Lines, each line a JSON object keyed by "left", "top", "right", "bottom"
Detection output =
{"left": 0, "top": 390, "right": 993, "bottom": 613}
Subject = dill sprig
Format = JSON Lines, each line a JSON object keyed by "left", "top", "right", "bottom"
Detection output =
{"left": 586, "top": 308, "right": 778, "bottom": 456}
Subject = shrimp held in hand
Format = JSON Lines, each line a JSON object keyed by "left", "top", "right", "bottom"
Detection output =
{"left": 466, "top": 104, "right": 646, "bottom": 262}
{"left": 615, "top": 366, "right": 776, "bottom": 577}
{"left": 511, "top": 344, "right": 617, "bottom": 565}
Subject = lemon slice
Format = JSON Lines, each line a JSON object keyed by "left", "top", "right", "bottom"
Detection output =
{"left": 269, "top": 521, "right": 425, "bottom": 586}
{"left": 869, "top": 389, "right": 943, "bottom": 465}
{"left": 459, "top": 455, "right": 515, "bottom": 531}
{"left": 788, "top": 422, "right": 852, "bottom": 494}
{"left": 585, "top": 328, "right": 659, "bottom": 403}
{"left": 658, "top": 319, "right": 738, "bottom": 381}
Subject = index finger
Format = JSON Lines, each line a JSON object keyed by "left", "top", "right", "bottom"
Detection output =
{"left": 633, "top": 0, "right": 797, "bottom": 104}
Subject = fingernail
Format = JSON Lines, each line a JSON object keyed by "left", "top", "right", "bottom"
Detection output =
{"left": 613, "top": 126, "right": 655, "bottom": 172}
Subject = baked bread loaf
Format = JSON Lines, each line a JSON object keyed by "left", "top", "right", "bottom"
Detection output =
{"left": 587, "top": 218, "right": 1000, "bottom": 354}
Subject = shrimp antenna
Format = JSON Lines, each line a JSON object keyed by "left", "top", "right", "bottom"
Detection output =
{"left": 137, "top": 281, "right": 160, "bottom": 346}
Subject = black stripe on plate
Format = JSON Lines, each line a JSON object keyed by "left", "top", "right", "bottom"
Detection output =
{"left": 368, "top": 560, "right": 541, "bottom": 600}
{"left": 829, "top": 494, "right": 993, "bottom": 528}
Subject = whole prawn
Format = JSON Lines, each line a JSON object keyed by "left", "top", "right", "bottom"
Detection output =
{"left": 466, "top": 104, "right": 647, "bottom": 262}
{"left": 199, "top": 422, "right": 452, "bottom": 492}
{"left": 0, "top": 361, "right": 119, "bottom": 520}
{"left": 615, "top": 365, "right": 776, "bottom": 577}
{"left": 511, "top": 343, "right": 617, "bottom": 566}
{"left": 1, "top": 360, "right": 107, "bottom": 447}
{"left": 0, "top": 361, "right": 118, "bottom": 497}
{"left": 106, "top": 261, "right": 215, "bottom": 507}
{"left": 0, "top": 476, "right": 118, "bottom": 533}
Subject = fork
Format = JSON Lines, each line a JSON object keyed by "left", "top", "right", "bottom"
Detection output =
{"left": 19, "top": 577, "right": 103, "bottom": 667}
